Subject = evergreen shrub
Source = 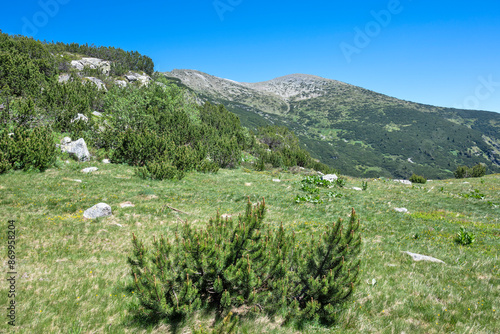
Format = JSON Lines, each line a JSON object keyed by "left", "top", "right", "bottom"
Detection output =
{"left": 128, "top": 199, "right": 361, "bottom": 326}
{"left": 409, "top": 174, "right": 427, "bottom": 184}
{"left": 0, "top": 126, "right": 56, "bottom": 173}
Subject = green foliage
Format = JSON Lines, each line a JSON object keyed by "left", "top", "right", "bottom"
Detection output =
{"left": 460, "top": 189, "right": 485, "bottom": 200}
{"left": 253, "top": 126, "right": 334, "bottom": 173}
{"left": 0, "top": 125, "right": 56, "bottom": 173}
{"left": 192, "top": 312, "right": 239, "bottom": 334}
{"left": 455, "top": 227, "right": 476, "bottom": 246}
{"left": 409, "top": 174, "right": 427, "bottom": 184}
{"left": 135, "top": 157, "right": 184, "bottom": 181}
{"left": 361, "top": 181, "right": 368, "bottom": 191}
{"left": 295, "top": 194, "right": 323, "bottom": 204}
{"left": 128, "top": 199, "right": 361, "bottom": 326}
{"left": 302, "top": 175, "right": 332, "bottom": 188}
{"left": 454, "top": 163, "right": 487, "bottom": 179}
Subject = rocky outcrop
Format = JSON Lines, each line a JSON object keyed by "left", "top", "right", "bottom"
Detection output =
{"left": 124, "top": 71, "right": 151, "bottom": 86}
{"left": 71, "top": 57, "right": 111, "bottom": 75}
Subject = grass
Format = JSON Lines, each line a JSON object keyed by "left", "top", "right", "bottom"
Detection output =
{"left": 0, "top": 160, "right": 499, "bottom": 333}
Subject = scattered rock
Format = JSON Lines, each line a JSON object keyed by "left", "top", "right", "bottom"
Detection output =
{"left": 403, "top": 251, "right": 445, "bottom": 264}
{"left": 112, "top": 223, "right": 123, "bottom": 227}
{"left": 58, "top": 73, "right": 71, "bottom": 83}
{"left": 394, "top": 208, "right": 409, "bottom": 214}
{"left": 102, "top": 159, "right": 110, "bottom": 164}
{"left": 221, "top": 214, "right": 232, "bottom": 219}
{"left": 322, "top": 174, "right": 338, "bottom": 182}
{"left": 71, "top": 113, "right": 88, "bottom": 123}
{"left": 394, "top": 179, "right": 412, "bottom": 185}
{"left": 81, "top": 167, "right": 98, "bottom": 173}
{"left": 92, "top": 111, "right": 102, "bottom": 117}
{"left": 120, "top": 201, "right": 135, "bottom": 208}
{"left": 245, "top": 183, "right": 252, "bottom": 186}
{"left": 83, "top": 203, "right": 112, "bottom": 219}
{"left": 352, "top": 187, "right": 362, "bottom": 191}
{"left": 272, "top": 179, "right": 281, "bottom": 182}
{"left": 61, "top": 138, "right": 91, "bottom": 162}
{"left": 124, "top": 71, "right": 151, "bottom": 86}
{"left": 72, "top": 179, "right": 82, "bottom": 183}
{"left": 84, "top": 77, "right": 107, "bottom": 91}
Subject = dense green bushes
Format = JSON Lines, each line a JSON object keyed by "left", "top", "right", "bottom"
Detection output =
{"left": 128, "top": 199, "right": 361, "bottom": 326}
{"left": 409, "top": 173, "right": 427, "bottom": 184}
{"left": 0, "top": 126, "right": 56, "bottom": 173}
{"left": 253, "top": 126, "right": 334, "bottom": 174}
{"left": 454, "top": 163, "right": 487, "bottom": 178}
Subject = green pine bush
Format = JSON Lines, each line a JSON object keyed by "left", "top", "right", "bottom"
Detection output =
{"left": 409, "top": 174, "right": 427, "bottom": 184}
{"left": 454, "top": 163, "right": 487, "bottom": 179}
{"left": 0, "top": 126, "right": 56, "bottom": 173}
{"left": 128, "top": 199, "right": 361, "bottom": 326}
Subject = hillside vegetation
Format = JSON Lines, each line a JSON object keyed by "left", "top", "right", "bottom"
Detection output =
{"left": 164, "top": 70, "right": 500, "bottom": 179}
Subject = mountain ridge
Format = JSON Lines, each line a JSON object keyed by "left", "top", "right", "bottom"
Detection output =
{"left": 163, "top": 69, "right": 500, "bottom": 179}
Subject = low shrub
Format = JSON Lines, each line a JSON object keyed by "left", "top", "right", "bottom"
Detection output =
{"left": 454, "top": 164, "right": 487, "bottom": 178}
{"left": 128, "top": 199, "right": 361, "bottom": 326}
{"left": 455, "top": 227, "right": 476, "bottom": 246}
{"left": 409, "top": 174, "right": 427, "bottom": 184}
{"left": 0, "top": 125, "right": 56, "bottom": 173}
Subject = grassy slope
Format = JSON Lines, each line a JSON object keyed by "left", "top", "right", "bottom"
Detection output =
{"left": 0, "top": 162, "right": 498, "bottom": 333}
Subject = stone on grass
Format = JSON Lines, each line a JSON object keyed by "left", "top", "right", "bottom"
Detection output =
{"left": 394, "top": 207, "right": 409, "bottom": 213}
{"left": 81, "top": 167, "right": 98, "bottom": 173}
{"left": 83, "top": 203, "right": 112, "bottom": 219}
{"left": 102, "top": 159, "right": 110, "bottom": 164}
{"left": 403, "top": 251, "right": 445, "bottom": 264}
{"left": 272, "top": 179, "right": 281, "bottom": 182}
{"left": 71, "top": 113, "right": 88, "bottom": 123}
{"left": 352, "top": 187, "right": 362, "bottom": 191}
{"left": 394, "top": 179, "right": 412, "bottom": 185}
{"left": 60, "top": 138, "right": 90, "bottom": 162}
{"left": 322, "top": 174, "right": 338, "bottom": 182}
{"left": 120, "top": 201, "right": 135, "bottom": 208}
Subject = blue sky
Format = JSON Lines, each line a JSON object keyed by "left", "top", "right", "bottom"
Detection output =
{"left": 2, "top": 0, "right": 500, "bottom": 113}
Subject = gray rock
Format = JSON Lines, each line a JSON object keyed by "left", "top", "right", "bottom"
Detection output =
{"left": 403, "top": 251, "right": 445, "bottom": 264}
{"left": 61, "top": 138, "right": 91, "bottom": 162}
{"left": 125, "top": 71, "right": 151, "bottom": 86}
{"left": 394, "top": 179, "right": 412, "bottom": 185}
{"left": 61, "top": 137, "right": 72, "bottom": 145}
{"left": 61, "top": 137, "right": 90, "bottom": 161}
{"left": 119, "top": 201, "right": 135, "bottom": 208}
{"left": 81, "top": 167, "right": 98, "bottom": 173}
{"left": 71, "top": 57, "right": 111, "bottom": 75}
{"left": 272, "top": 179, "right": 281, "bottom": 182}
{"left": 394, "top": 207, "right": 409, "bottom": 213}
{"left": 322, "top": 174, "right": 338, "bottom": 182}
{"left": 102, "top": 159, "right": 110, "bottom": 164}
{"left": 58, "top": 73, "right": 71, "bottom": 83}
{"left": 352, "top": 187, "right": 363, "bottom": 191}
{"left": 71, "top": 114, "right": 88, "bottom": 123}
{"left": 92, "top": 111, "right": 102, "bottom": 117}
{"left": 84, "top": 77, "right": 107, "bottom": 91}
{"left": 115, "top": 80, "right": 128, "bottom": 88}
{"left": 83, "top": 203, "right": 112, "bottom": 219}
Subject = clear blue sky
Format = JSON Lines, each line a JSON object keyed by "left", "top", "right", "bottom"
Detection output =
{"left": 2, "top": 0, "right": 500, "bottom": 113}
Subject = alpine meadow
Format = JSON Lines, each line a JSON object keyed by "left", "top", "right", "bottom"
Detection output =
{"left": 0, "top": 31, "right": 499, "bottom": 334}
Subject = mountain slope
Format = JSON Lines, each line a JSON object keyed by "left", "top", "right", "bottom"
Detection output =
{"left": 163, "top": 69, "right": 500, "bottom": 179}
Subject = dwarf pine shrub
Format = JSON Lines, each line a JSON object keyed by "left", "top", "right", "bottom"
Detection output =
{"left": 409, "top": 174, "right": 427, "bottom": 184}
{"left": 454, "top": 163, "right": 487, "bottom": 178}
{"left": 0, "top": 125, "right": 56, "bottom": 173}
{"left": 128, "top": 199, "right": 361, "bottom": 326}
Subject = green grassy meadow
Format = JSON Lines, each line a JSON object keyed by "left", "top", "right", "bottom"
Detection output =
{"left": 0, "top": 161, "right": 499, "bottom": 333}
